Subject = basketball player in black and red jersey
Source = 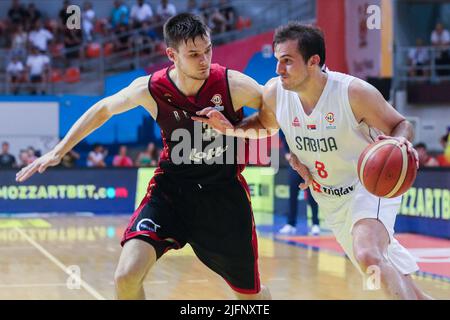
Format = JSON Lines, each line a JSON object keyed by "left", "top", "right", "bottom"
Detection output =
{"left": 16, "top": 13, "right": 271, "bottom": 300}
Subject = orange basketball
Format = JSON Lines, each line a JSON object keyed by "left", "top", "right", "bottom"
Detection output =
{"left": 357, "top": 139, "right": 417, "bottom": 198}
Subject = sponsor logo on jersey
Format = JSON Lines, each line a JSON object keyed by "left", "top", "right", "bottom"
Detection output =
{"left": 189, "top": 145, "right": 229, "bottom": 162}
{"left": 295, "top": 136, "right": 338, "bottom": 152}
{"left": 307, "top": 124, "right": 317, "bottom": 130}
{"left": 312, "top": 180, "right": 355, "bottom": 197}
{"left": 292, "top": 117, "right": 301, "bottom": 127}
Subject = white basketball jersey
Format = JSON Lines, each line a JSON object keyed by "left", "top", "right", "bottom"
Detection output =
{"left": 276, "top": 71, "right": 380, "bottom": 206}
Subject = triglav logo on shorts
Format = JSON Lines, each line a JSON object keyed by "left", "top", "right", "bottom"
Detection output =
{"left": 137, "top": 218, "right": 161, "bottom": 232}
{"left": 312, "top": 180, "right": 356, "bottom": 197}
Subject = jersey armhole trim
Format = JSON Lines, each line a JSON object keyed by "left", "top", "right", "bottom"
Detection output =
{"left": 225, "top": 68, "right": 240, "bottom": 120}
{"left": 343, "top": 78, "right": 361, "bottom": 129}
{"left": 147, "top": 73, "right": 159, "bottom": 122}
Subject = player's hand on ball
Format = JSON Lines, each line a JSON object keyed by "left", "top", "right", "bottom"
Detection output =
{"left": 16, "top": 150, "right": 62, "bottom": 182}
{"left": 376, "top": 135, "right": 419, "bottom": 168}
{"left": 287, "top": 153, "right": 313, "bottom": 190}
{"left": 192, "top": 107, "right": 234, "bottom": 134}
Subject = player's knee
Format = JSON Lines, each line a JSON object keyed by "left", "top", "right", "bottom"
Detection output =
{"left": 114, "top": 267, "right": 142, "bottom": 290}
{"left": 354, "top": 248, "right": 383, "bottom": 270}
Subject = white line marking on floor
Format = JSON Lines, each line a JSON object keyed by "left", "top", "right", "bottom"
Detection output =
{"left": 0, "top": 283, "right": 67, "bottom": 288}
{"left": 14, "top": 227, "right": 106, "bottom": 300}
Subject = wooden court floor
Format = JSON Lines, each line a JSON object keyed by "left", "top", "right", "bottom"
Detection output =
{"left": 0, "top": 214, "right": 448, "bottom": 300}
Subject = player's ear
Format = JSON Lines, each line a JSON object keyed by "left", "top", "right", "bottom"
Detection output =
{"left": 308, "top": 54, "right": 321, "bottom": 67}
{"left": 166, "top": 47, "right": 176, "bottom": 62}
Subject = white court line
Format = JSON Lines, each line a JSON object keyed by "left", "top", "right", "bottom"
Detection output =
{"left": 268, "top": 278, "right": 286, "bottom": 281}
{"left": 0, "top": 283, "right": 67, "bottom": 288}
{"left": 14, "top": 227, "right": 106, "bottom": 300}
{"left": 144, "top": 280, "right": 169, "bottom": 285}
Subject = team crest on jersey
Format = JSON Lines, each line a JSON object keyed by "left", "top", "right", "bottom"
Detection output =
{"left": 211, "top": 94, "right": 222, "bottom": 106}
{"left": 325, "top": 112, "right": 336, "bottom": 130}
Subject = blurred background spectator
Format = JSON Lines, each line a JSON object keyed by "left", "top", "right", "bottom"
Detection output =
{"left": 0, "top": 142, "right": 17, "bottom": 169}
{"left": 87, "top": 144, "right": 107, "bottom": 167}
{"left": 135, "top": 142, "right": 159, "bottom": 167}
{"left": 414, "top": 143, "right": 439, "bottom": 168}
{"left": 113, "top": 145, "right": 133, "bottom": 167}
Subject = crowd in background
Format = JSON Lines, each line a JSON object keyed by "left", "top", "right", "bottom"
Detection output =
{"left": 1, "top": 0, "right": 241, "bottom": 94}
{"left": 0, "top": 141, "right": 161, "bottom": 169}
{"left": 407, "top": 22, "right": 450, "bottom": 78}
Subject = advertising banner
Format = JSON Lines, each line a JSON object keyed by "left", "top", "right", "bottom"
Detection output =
{"left": 0, "top": 169, "right": 137, "bottom": 214}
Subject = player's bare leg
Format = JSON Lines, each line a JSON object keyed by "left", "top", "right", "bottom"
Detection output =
{"left": 114, "top": 239, "right": 157, "bottom": 300}
{"left": 233, "top": 285, "right": 272, "bottom": 300}
{"left": 352, "top": 218, "right": 417, "bottom": 299}
{"left": 404, "top": 274, "right": 434, "bottom": 300}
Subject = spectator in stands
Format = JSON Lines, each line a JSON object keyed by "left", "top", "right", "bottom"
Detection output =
{"left": 431, "top": 22, "right": 450, "bottom": 76}
{"left": 113, "top": 145, "right": 134, "bottom": 167}
{"left": 219, "top": 0, "right": 236, "bottom": 32}
{"left": 18, "top": 149, "right": 29, "bottom": 169}
{"left": 8, "top": 0, "right": 28, "bottom": 27}
{"left": 26, "top": 146, "right": 38, "bottom": 164}
{"left": 64, "top": 27, "right": 83, "bottom": 61}
{"left": 186, "top": 0, "right": 201, "bottom": 16}
{"left": 208, "top": 8, "right": 226, "bottom": 34}
{"left": 82, "top": 1, "right": 96, "bottom": 42}
{"left": 130, "top": 0, "right": 154, "bottom": 29}
{"left": 26, "top": 3, "right": 42, "bottom": 30}
{"left": 10, "top": 24, "right": 28, "bottom": 59}
{"left": 135, "top": 142, "right": 158, "bottom": 167}
{"left": 408, "top": 38, "right": 430, "bottom": 78}
{"left": 156, "top": 0, "right": 177, "bottom": 22}
{"left": 437, "top": 133, "right": 450, "bottom": 167}
{"left": 60, "top": 149, "right": 80, "bottom": 168}
{"left": 28, "top": 20, "right": 54, "bottom": 52}
{"left": 0, "top": 142, "right": 17, "bottom": 169}
{"left": 111, "top": 0, "right": 130, "bottom": 29}
{"left": 199, "top": 0, "right": 213, "bottom": 23}
{"left": 6, "top": 55, "right": 25, "bottom": 95}
{"left": 87, "top": 144, "right": 108, "bottom": 167}
{"left": 26, "top": 46, "right": 50, "bottom": 94}
{"left": 414, "top": 143, "right": 439, "bottom": 168}
{"left": 59, "top": 0, "right": 72, "bottom": 27}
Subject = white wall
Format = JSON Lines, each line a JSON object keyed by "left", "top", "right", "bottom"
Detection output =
{"left": 403, "top": 104, "right": 450, "bottom": 152}
{"left": 0, "top": 102, "right": 59, "bottom": 160}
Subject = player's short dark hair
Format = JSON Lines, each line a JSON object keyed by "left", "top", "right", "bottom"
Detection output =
{"left": 273, "top": 22, "right": 326, "bottom": 67}
{"left": 163, "top": 13, "right": 210, "bottom": 50}
{"left": 414, "top": 142, "right": 427, "bottom": 150}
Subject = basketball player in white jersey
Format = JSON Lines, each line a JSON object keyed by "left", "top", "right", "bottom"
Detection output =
{"left": 194, "top": 22, "right": 431, "bottom": 299}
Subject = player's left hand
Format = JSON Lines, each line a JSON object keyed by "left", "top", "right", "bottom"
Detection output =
{"left": 376, "top": 135, "right": 419, "bottom": 169}
{"left": 191, "top": 107, "right": 234, "bottom": 134}
{"left": 287, "top": 153, "right": 313, "bottom": 190}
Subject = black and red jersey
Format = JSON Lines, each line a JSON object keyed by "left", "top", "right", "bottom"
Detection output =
{"left": 149, "top": 63, "right": 246, "bottom": 184}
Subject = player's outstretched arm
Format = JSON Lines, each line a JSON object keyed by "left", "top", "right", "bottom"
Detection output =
{"left": 16, "top": 76, "right": 155, "bottom": 182}
{"left": 193, "top": 74, "right": 279, "bottom": 138}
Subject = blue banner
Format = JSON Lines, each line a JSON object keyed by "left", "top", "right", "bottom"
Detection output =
{"left": 397, "top": 168, "right": 450, "bottom": 238}
{"left": 0, "top": 168, "right": 137, "bottom": 214}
